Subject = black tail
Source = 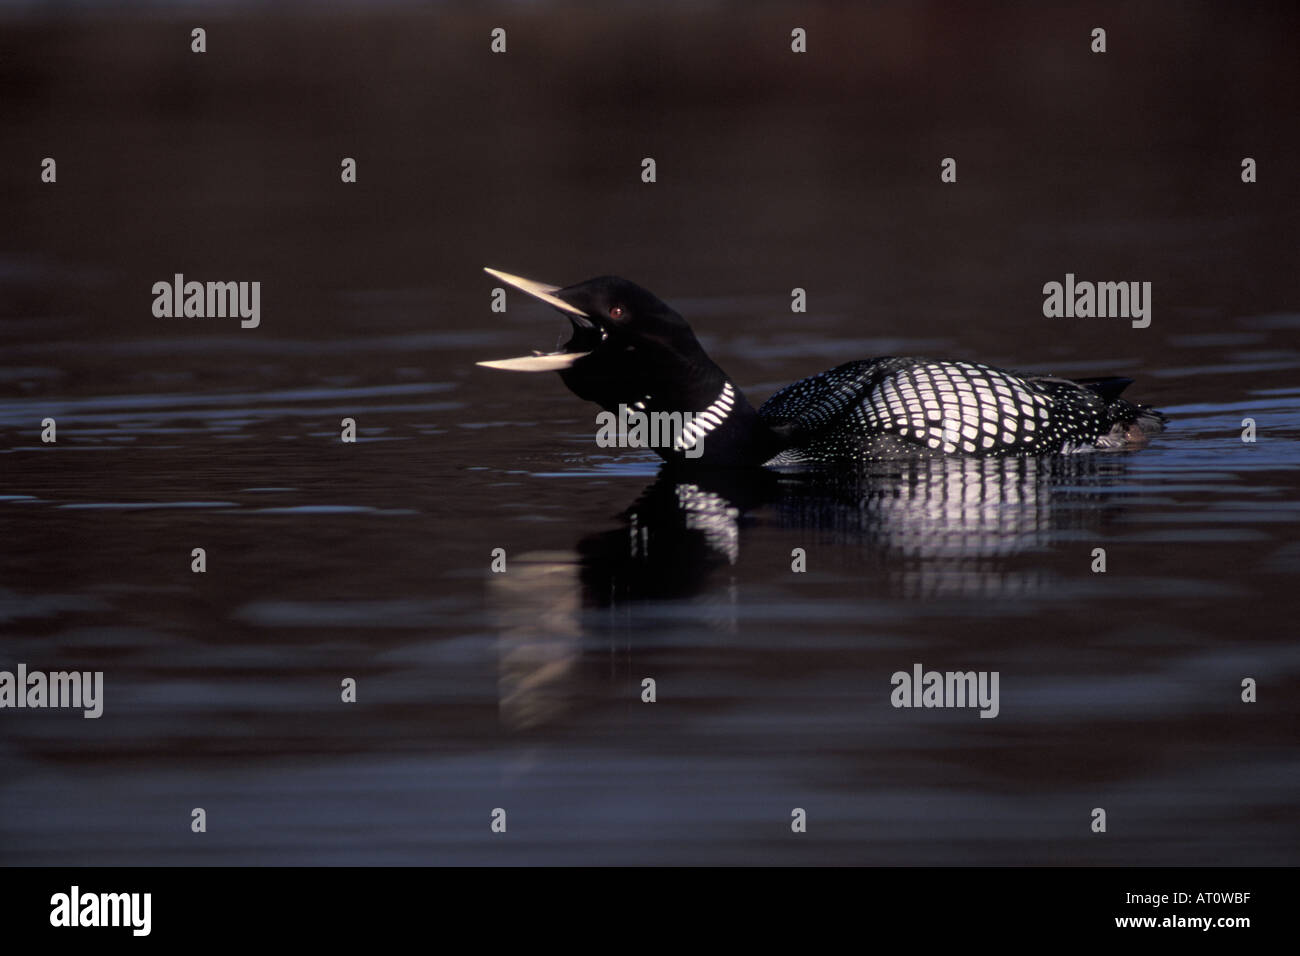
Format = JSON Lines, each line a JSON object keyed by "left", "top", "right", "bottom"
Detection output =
{"left": 1033, "top": 375, "right": 1166, "bottom": 447}
{"left": 1075, "top": 376, "right": 1134, "bottom": 403}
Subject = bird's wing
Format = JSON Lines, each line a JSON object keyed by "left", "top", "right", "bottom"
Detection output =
{"left": 760, "top": 357, "right": 1059, "bottom": 455}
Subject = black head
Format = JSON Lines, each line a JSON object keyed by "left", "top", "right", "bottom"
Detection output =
{"left": 477, "top": 268, "right": 786, "bottom": 467}
{"left": 477, "top": 269, "right": 721, "bottom": 412}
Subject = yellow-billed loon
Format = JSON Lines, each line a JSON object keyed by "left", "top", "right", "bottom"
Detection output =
{"left": 477, "top": 268, "right": 1166, "bottom": 468}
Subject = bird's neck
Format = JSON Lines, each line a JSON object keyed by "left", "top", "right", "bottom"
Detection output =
{"left": 628, "top": 364, "right": 785, "bottom": 468}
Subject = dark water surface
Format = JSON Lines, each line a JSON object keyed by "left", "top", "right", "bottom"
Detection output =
{"left": 2, "top": 5, "right": 1299, "bottom": 864}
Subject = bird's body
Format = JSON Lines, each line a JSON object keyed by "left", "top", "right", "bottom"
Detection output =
{"left": 478, "top": 270, "right": 1166, "bottom": 468}
{"left": 759, "top": 357, "right": 1164, "bottom": 465}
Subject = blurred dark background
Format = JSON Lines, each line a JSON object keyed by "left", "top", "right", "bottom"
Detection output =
{"left": 3, "top": 1, "right": 1298, "bottom": 388}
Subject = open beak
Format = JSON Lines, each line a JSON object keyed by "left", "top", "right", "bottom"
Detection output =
{"left": 477, "top": 268, "right": 595, "bottom": 372}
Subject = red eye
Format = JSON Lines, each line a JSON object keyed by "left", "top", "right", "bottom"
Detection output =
{"left": 609, "top": 306, "right": 624, "bottom": 319}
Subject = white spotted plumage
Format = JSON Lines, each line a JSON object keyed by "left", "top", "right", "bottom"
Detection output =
{"left": 758, "top": 357, "right": 1163, "bottom": 464}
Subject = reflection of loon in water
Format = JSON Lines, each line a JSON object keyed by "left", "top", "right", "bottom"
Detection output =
{"left": 607, "top": 456, "right": 1131, "bottom": 599}
{"left": 491, "top": 456, "right": 1129, "bottom": 728}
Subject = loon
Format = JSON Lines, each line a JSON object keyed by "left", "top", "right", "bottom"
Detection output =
{"left": 477, "top": 268, "right": 1166, "bottom": 468}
